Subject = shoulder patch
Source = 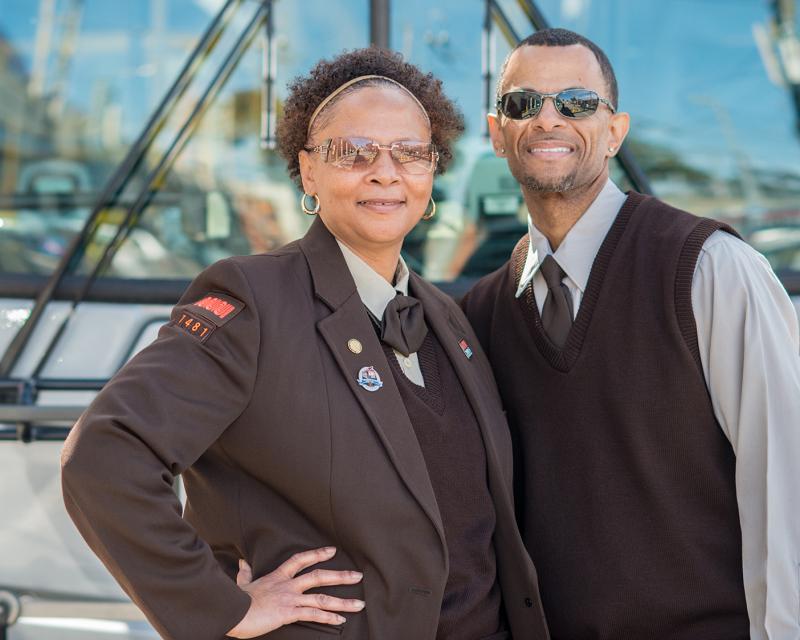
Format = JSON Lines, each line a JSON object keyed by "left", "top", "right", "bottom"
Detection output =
{"left": 172, "top": 311, "right": 216, "bottom": 343}
{"left": 188, "top": 292, "right": 245, "bottom": 327}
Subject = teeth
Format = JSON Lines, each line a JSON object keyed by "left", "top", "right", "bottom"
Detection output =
{"left": 530, "top": 147, "right": 570, "bottom": 153}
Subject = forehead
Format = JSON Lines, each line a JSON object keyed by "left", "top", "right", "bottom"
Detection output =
{"left": 502, "top": 44, "right": 607, "bottom": 95}
{"left": 316, "top": 85, "right": 430, "bottom": 141}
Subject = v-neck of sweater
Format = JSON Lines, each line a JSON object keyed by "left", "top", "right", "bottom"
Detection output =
{"left": 384, "top": 333, "right": 445, "bottom": 415}
{"left": 511, "top": 191, "right": 645, "bottom": 372}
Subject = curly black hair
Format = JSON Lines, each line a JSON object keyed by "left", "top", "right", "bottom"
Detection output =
{"left": 277, "top": 47, "right": 465, "bottom": 188}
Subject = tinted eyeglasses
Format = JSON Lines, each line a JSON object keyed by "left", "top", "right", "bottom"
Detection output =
{"left": 497, "top": 88, "right": 616, "bottom": 120}
{"left": 304, "top": 137, "right": 439, "bottom": 174}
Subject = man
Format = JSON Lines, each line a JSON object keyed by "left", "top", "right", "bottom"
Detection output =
{"left": 461, "top": 28, "right": 800, "bottom": 640}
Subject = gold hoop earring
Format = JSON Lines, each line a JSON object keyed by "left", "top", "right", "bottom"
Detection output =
{"left": 422, "top": 196, "right": 436, "bottom": 220}
{"left": 301, "top": 192, "right": 320, "bottom": 215}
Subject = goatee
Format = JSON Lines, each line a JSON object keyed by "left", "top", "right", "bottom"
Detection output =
{"left": 521, "top": 171, "right": 578, "bottom": 193}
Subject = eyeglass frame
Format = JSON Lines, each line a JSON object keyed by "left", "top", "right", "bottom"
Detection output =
{"left": 303, "top": 137, "right": 439, "bottom": 174}
{"left": 496, "top": 88, "right": 617, "bottom": 120}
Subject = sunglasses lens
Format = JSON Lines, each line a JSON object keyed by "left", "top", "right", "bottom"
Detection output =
{"left": 556, "top": 89, "right": 599, "bottom": 118}
{"left": 324, "top": 138, "right": 436, "bottom": 173}
{"left": 499, "top": 92, "right": 542, "bottom": 119}
{"left": 499, "top": 89, "right": 606, "bottom": 119}
{"left": 391, "top": 142, "right": 437, "bottom": 174}
{"left": 327, "top": 137, "right": 377, "bottom": 169}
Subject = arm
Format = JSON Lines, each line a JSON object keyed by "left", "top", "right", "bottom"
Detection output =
{"left": 692, "top": 231, "right": 800, "bottom": 639}
{"left": 61, "top": 258, "right": 363, "bottom": 639}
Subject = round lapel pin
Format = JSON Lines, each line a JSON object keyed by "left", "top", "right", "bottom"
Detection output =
{"left": 347, "top": 338, "right": 363, "bottom": 354}
{"left": 357, "top": 366, "right": 383, "bottom": 392}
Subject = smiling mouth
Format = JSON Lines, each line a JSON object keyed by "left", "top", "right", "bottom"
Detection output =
{"left": 528, "top": 146, "right": 571, "bottom": 154}
{"left": 522, "top": 142, "right": 576, "bottom": 162}
{"left": 357, "top": 199, "right": 405, "bottom": 207}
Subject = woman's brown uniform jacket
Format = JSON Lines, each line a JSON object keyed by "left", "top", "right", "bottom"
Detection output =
{"left": 61, "top": 218, "right": 549, "bottom": 640}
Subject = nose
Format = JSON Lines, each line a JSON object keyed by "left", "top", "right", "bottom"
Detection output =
{"left": 531, "top": 96, "right": 565, "bottom": 131}
{"left": 367, "top": 147, "right": 401, "bottom": 185}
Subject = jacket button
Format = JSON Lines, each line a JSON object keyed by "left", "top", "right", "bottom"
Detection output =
{"left": 524, "top": 597, "right": 533, "bottom": 608}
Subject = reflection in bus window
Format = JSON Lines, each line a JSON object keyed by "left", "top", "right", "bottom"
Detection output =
{"left": 0, "top": 0, "right": 227, "bottom": 276}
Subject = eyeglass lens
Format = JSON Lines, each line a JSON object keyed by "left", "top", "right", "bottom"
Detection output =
{"left": 324, "top": 137, "right": 436, "bottom": 173}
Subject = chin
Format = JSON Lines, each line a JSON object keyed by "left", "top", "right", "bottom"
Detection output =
{"left": 522, "top": 176, "right": 576, "bottom": 193}
{"left": 364, "top": 218, "right": 418, "bottom": 242}
{"left": 518, "top": 165, "right": 581, "bottom": 193}
{"left": 348, "top": 229, "right": 403, "bottom": 251}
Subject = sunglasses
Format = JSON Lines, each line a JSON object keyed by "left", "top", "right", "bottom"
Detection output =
{"left": 304, "top": 137, "right": 439, "bottom": 174}
{"left": 497, "top": 88, "right": 616, "bottom": 120}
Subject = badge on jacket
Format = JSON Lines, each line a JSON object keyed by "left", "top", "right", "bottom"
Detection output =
{"left": 357, "top": 366, "right": 383, "bottom": 392}
{"left": 171, "top": 291, "right": 245, "bottom": 343}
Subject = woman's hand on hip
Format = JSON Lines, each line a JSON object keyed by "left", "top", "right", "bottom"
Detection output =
{"left": 226, "top": 546, "right": 365, "bottom": 638}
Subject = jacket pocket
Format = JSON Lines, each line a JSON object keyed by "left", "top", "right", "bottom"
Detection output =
{"left": 292, "top": 620, "right": 344, "bottom": 636}
{"left": 481, "top": 632, "right": 510, "bottom": 640}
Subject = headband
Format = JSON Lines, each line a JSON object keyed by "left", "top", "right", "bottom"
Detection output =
{"left": 306, "top": 74, "right": 430, "bottom": 135}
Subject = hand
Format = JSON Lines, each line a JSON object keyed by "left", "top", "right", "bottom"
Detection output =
{"left": 226, "top": 546, "right": 365, "bottom": 638}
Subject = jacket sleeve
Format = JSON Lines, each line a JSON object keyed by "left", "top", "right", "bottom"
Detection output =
{"left": 61, "top": 257, "right": 259, "bottom": 640}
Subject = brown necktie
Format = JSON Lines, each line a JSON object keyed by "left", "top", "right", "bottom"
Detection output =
{"left": 381, "top": 293, "right": 427, "bottom": 357}
{"left": 539, "top": 255, "right": 574, "bottom": 347}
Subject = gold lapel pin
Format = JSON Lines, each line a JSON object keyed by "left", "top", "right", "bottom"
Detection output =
{"left": 347, "top": 338, "right": 363, "bottom": 354}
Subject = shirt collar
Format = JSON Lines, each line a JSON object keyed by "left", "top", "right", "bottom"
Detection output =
{"left": 336, "top": 240, "right": 409, "bottom": 319}
{"left": 515, "top": 179, "right": 627, "bottom": 298}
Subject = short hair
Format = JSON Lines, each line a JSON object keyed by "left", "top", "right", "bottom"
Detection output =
{"left": 277, "top": 47, "right": 465, "bottom": 188}
{"left": 498, "top": 28, "right": 619, "bottom": 110}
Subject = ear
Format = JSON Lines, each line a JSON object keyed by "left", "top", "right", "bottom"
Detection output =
{"left": 298, "top": 150, "right": 316, "bottom": 195}
{"left": 606, "top": 111, "right": 630, "bottom": 157}
{"left": 487, "top": 114, "right": 506, "bottom": 157}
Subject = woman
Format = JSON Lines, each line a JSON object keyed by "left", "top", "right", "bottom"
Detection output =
{"left": 61, "top": 48, "right": 548, "bottom": 640}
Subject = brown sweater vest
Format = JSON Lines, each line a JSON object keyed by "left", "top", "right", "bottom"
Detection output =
{"left": 383, "top": 331, "right": 506, "bottom": 640}
{"left": 461, "top": 192, "right": 750, "bottom": 640}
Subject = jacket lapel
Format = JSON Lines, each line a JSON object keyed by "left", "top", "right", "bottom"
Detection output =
{"left": 409, "top": 273, "right": 512, "bottom": 502}
{"left": 299, "top": 219, "right": 445, "bottom": 549}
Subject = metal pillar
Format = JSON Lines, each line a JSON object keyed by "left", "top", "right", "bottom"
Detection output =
{"left": 370, "top": 0, "right": 390, "bottom": 48}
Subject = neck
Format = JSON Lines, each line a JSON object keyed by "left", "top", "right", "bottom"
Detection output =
{"left": 341, "top": 240, "right": 401, "bottom": 284}
{"left": 522, "top": 173, "right": 607, "bottom": 251}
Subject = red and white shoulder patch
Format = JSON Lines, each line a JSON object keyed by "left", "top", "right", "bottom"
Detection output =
{"left": 189, "top": 292, "right": 245, "bottom": 327}
{"left": 171, "top": 291, "right": 245, "bottom": 342}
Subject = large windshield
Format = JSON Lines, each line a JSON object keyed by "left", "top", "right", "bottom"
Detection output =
{"left": 2, "top": 1, "right": 799, "bottom": 289}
